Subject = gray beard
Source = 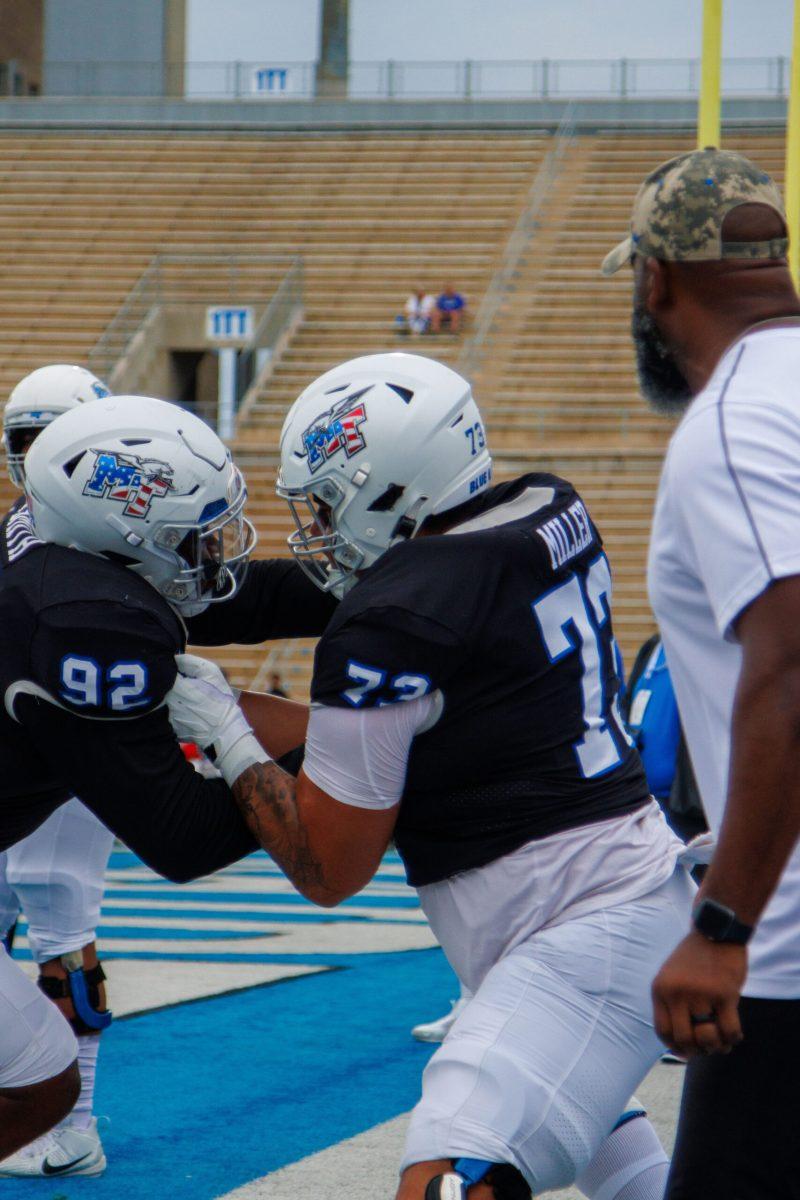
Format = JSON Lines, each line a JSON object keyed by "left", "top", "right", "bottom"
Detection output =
{"left": 632, "top": 305, "right": 693, "bottom": 416}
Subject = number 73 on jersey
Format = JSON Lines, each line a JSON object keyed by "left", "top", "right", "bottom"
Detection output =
{"left": 533, "top": 554, "right": 632, "bottom": 779}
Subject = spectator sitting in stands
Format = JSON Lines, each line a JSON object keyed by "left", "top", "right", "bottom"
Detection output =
{"left": 399, "top": 288, "right": 436, "bottom": 336}
{"left": 430, "top": 283, "right": 466, "bottom": 334}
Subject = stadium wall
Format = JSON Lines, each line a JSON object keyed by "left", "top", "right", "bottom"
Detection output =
{"left": 0, "top": 95, "right": 789, "bottom": 132}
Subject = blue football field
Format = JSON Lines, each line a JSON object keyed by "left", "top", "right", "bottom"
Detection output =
{"left": 5, "top": 848, "right": 455, "bottom": 1200}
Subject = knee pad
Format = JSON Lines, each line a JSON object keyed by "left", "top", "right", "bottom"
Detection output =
{"left": 38, "top": 952, "right": 112, "bottom": 1035}
{"left": 424, "top": 1160, "right": 532, "bottom": 1199}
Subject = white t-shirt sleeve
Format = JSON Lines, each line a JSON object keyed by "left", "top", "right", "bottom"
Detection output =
{"left": 302, "top": 692, "right": 440, "bottom": 810}
{"left": 670, "top": 387, "right": 800, "bottom": 639}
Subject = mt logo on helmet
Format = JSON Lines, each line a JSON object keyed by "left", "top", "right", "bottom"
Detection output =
{"left": 83, "top": 450, "right": 175, "bottom": 519}
{"left": 301, "top": 389, "right": 369, "bottom": 473}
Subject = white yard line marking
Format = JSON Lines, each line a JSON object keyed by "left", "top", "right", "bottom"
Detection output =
{"left": 104, "top": 873, "right": 410, "bottom": 897}
{"left": 98, "top": 900, "right": 427, "bottom": 923}
{"left": 14, "top": 924, "right": 438, "bottom": 957}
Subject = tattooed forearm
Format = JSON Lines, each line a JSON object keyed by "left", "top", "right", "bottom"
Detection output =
{"left": 232, "top": 761, "right": 339, "bottom": 904}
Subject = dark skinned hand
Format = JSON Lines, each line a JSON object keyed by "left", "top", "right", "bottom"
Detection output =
{"left": 652, "top": 930, "right": 747, "bottom": 1057}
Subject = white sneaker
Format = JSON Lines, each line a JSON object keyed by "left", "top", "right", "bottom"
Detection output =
{"left": 0, "top": 1117, "right": 106, "bottom": 1177}
{"left": 411, "top": 996, "right": 470, "bottom": 1043}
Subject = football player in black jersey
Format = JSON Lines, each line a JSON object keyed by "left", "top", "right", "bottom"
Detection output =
{"left": 0, "top": 364, "right": 118, "bottom": 1177}
{"left": 0, "top": 391, "right": 333, "bottom": 1163}
{"left": 164, "top": 353, "right": 696, "bottom": 1200}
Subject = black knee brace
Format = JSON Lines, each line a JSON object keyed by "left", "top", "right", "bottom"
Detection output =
{"left": 424, "top": 1160, "right": 532, "bottom": 1199}
{"left": 481, "top": 1165, "right": 532, "bottom": 1199}
{"left": 38, "top": 953, "right": 113, "bottom": 1036}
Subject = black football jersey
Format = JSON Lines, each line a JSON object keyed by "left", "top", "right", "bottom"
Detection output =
{"left": 311, "top": 473, "right": 650, "bottom": 886}
{"left": 0, "top": 502, "right": 256, "bottom": 876}
{"left": 186, "top": 556, "right": 337, "bottom": 646}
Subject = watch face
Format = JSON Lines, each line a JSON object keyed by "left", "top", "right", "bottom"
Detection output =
{"left": 695, "top": 899, "right": 733, "bottom": 941}
{"left": 694, "top": 899, "right": 752, "bottom": 944}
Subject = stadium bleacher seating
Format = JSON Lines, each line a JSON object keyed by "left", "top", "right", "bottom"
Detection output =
{"left": 0, "top": 129, "right": 787, "bottom": 691}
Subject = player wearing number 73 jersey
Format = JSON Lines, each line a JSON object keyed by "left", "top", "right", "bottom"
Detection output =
{"left": 166, "top": 353, "right": 695, "bottom": 1199}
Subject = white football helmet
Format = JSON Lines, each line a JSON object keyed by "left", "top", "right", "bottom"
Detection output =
{"left": 3, "top": 364, "right": 111, "bottom": 489}
{"left": 25, "top": 395, "right": 256, "bottom": 616}
{"left": 277, "top": 353, "right": 492, "bottom": 598}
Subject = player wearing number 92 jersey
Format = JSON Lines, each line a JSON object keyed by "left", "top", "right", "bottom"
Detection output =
{"left": 0, "top": 394, "right": 331, "bottom": 867}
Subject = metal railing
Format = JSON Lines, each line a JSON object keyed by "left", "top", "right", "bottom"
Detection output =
{"left": 27, "top": 56, "right": 799, "bottom": 102}
{"left": 459, "top": 106, "right": 576, "bottom": 383}
{"left": 88, "top": 258, "right": 162, "bottom": 385}
{"left": 236, "top": 258, "right": 305, "bottom": 422}
{"left": 87, "top": 252, "right": 304, "bottom": 431}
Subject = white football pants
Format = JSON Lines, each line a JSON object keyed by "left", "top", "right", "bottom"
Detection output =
{"left": 402, "top": 866, "right": 695, "bottom": 1193}
{"left": 0, "top": 941, "right": 77, "bottom": 1087}
{"left": 0, "top": 798, "right": 114, "bottom": 962}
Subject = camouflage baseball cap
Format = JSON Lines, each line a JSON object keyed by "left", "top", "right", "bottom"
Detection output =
{"left": 601, "top": 147, "right": 787, "bottom": 276}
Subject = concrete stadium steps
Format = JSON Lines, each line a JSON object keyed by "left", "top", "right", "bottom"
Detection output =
{"left": 0, "top": 130, "right": 546, "bottom": 401}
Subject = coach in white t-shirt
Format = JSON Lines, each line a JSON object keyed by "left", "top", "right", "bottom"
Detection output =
{"left": 603, "top": 147, "right": 800, "bottom": 1200}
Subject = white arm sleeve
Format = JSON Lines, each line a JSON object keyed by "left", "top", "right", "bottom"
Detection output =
{"left": 670, "top": 390, "right": 800, "bottom": 639}
{"left": 302, "top": 692, "right": 440, "bottom": 810}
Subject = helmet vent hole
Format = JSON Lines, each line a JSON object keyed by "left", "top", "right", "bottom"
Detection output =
{"left": 367, "top": 482, "right": 405, "bottom": 513}
{"left": 387, "top": 383, "right": 414, "bottom": 404}
{"left": 120, "top": 438, "right": 151, "bottom": 447}
{"left": 324, "top": 384, "right": 350, "bottom": 394}
{"left": 449, "top": 413, "right": 465, "bottom": 427}
{"left": 63, "top": 452, "right": 84, "bottom": 479}
{"left": 345, "top": 385, "right": 374, "bottom": 403}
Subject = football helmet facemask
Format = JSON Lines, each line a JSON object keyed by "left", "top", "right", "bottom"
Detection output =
{"left": 25, "top": 395, "right": 256, "bottom": 616}
{"left": 3, "top": 364, "right": 111, "bottom": 489}
{"left": 277, "top": 352, "right": 492, "bottom": 598}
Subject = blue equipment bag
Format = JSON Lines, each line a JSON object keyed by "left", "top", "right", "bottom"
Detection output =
{"left": 627, "top": 639, "right": 681, "bottom": 799}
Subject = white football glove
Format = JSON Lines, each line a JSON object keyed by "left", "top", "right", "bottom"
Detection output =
{"left": 167, "top": 653, "right": 270, "bottom": 788}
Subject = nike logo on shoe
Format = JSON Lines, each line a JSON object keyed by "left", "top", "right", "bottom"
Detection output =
{"left": 42, "top": 1150, "right": 93, "bottom": 1176}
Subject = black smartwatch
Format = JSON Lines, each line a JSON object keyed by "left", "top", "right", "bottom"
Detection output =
{"left": 693, "top": 898, "right": 753, "bottom": 946}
